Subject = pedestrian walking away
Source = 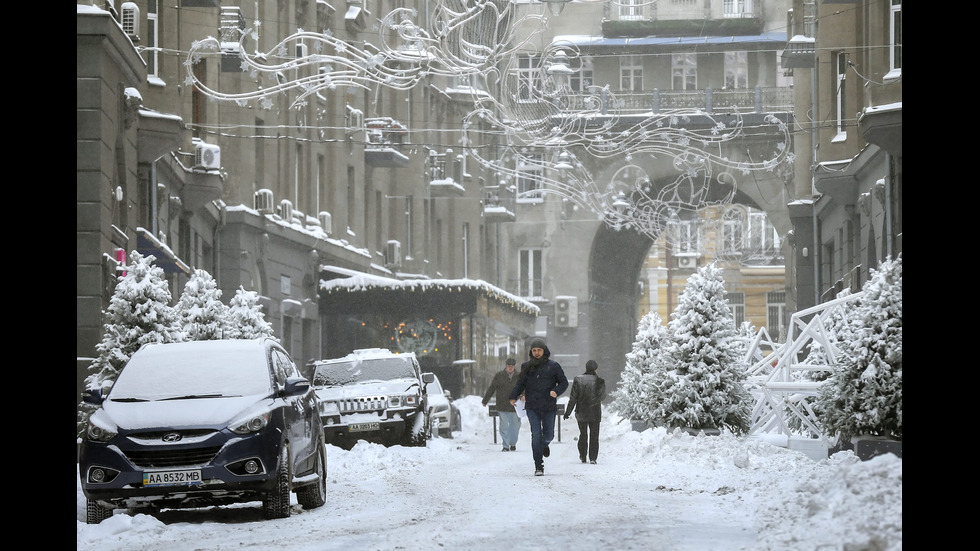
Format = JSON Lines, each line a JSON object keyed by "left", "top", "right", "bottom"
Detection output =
{"left": 564, "top": 359, "right": 607, "bottom": 464}
{"left": 509, "top": 337, "right": 568, "bottom": 476}
{"left": 482, "top": 357, "right": 523, "bottom": 451}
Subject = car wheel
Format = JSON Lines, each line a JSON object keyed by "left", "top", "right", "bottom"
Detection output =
{"left": 296, "top": 438, "right": 327, "bottom": 510}
{"left": 405, "top": 413, "right": 428, "bottom": 447}
{"left": 86, "top": 499, "right": 113, "bottom": 524}
{"left": 439, "top": 426, "right": 453, "bottom": 439}
{"left": 263, "top": 446, "right": 291, "bottom": 519}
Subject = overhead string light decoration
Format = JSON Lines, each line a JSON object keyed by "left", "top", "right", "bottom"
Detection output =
{"left": 184, "top": 0, "right": 793, "bottom": 241}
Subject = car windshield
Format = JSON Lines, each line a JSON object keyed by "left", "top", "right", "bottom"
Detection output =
{"left": 109, "top": 341, "right": 273, "bottom": 401}
{"left": 313, "top": 357, "right": 415, "bottom": 386}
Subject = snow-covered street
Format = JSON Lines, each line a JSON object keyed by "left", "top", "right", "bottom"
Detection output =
{"left": 77, "top": 396, "right": 901, "bottom": 551}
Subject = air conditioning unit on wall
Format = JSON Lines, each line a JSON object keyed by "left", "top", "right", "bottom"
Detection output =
{"left": 386, "top": 240, "right": 402, "bottom": 268}
{"left": 555, "top": 295, "right": 578, "bottom": 328}
{"left": 194, "top": 142, "right": 221, "bottom": 170}
{"left": 254, "top": 189, "right": 274, "bottom": 214}
{"left": 675, "top": 255, "right": 698, "bottom": 269}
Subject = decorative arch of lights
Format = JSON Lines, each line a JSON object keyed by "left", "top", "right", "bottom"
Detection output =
{"left": 184, "top": 0, "right": 792, "bottom": 241}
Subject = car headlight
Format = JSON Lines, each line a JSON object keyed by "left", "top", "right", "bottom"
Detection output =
{"left": 229, "top": 411, "right": 271, "bottom": 435}
{"left": 86, "top": 417, "right": 118, "bottom": 443}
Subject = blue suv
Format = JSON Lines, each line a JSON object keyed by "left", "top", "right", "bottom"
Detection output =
{"left": 78, "top": 338, "right": 326, "bottom": 523}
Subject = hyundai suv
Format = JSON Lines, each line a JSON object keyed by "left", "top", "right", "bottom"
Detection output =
{"left": 78, "top": 338, "right": 326, "bottom": 524}
{"left": 311, "top": 348, "right": 433, "bottom": 449}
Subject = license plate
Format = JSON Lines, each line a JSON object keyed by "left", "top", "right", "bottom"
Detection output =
{"left": 143, "top": 469, "right": 203, "bottom": 487}
{"left": 349, "top": 422, "right": 380, "bottom": 432}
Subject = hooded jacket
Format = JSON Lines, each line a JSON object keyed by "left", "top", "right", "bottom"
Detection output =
{"left": 509, "top": 340, "right": 568, "bottom": 412}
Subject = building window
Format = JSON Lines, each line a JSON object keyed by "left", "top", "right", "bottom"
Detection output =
{"left": 723, "top": 0, "right": 752, "bottom": 18}
{"left": 671, "top": 53, "right": 697, "bottom": 90}
{"left": 620, "top": 55, "right": 643, "bottom": 91}
{"left": 748, "top": 209, "right": 780, "bottom": 254}
{"left": 146, "top": 0, "right": 159, "bottom": 78}
{"left": 516, "top": 151, "right": 543, "bottom": 202}
{"left": 728, "top": 291, "right": 745, "bottom": 327}
{"left": 766, "top": 290, "right": 787, "bottom": 342}
{"left": 722, "top": 208, "right": 745, "bottom": 255}
{"left": 668, "top": 215, "right": 700, "bottom": 254}
{"left": 619, "top": 0, "right": 643, "bottom": 20}
{"left": 569, "top": 56, "right": 593, "bottom": 93}
{"left": 724, "top": 51, "right": 748, "bottom": 89}
{"left": 519, "top": 248, "right": 543, "bottom": 298}
{"left": 834, "top": 51, "right": 847, "bottom": 138}
{"left": 888, "top": 0, "right": 902, "bottom": 78}
{"left": 517, "top": 55, "right": 541, "bottom": 101}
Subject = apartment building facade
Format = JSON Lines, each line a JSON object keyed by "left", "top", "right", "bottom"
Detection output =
{"left": 783, "top": 0, "right": 902, "bottom": 309}
{"left": 77, "top": 0, "right": 803, "bottom": 404}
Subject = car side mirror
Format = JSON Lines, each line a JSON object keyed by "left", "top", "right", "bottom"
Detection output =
{"left": 444, "top": 390, "right": 451, "bottom": 399}
{"left": 282, "top": 376, "right": 311, "bottom": 396}
{"left": 422, "top": 372, "right": 435, "bottom": 384}
{"left": 82, "top": 388, "right": 104, "bottom": 405}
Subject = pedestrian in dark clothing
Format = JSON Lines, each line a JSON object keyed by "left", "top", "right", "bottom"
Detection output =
{"left": 564, "top": 359, "right": 607, "bottom": 464}
{"left": 509, "top": 337, "right": 568, "bottom": 476}
{"left": 482, "top": 358, "right": 522, "bottom": 451}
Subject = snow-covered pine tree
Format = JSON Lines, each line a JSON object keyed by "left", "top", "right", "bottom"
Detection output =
{"left": 77, "top": 251, "right": 186, "bottom": 436}
{"left": 817, "top": 255, "right": 902, "bottom": 442}
{"left": 175, "top": 269, "right": 229, "bottom": 340}
{"left": 610, "top": 311, "right": 668, "bottom": 423}
{"left": 225, "top": 286, "right": 275, "bottom": 340}
{"left": 646, "top": 262, "right": 753, "bottom": 435}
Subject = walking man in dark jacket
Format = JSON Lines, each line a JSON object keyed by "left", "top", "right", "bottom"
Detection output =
{"left": 482, "top": 358, "right": 522, "bottom": 451}
{"left": 510, "top": 337, "right": 568, "bottom": 476}
{"left": 564, "top": 359, "right": 607, "bottom": 464}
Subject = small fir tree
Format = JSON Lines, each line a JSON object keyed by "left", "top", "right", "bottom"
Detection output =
{"left": 645, "top": 262, "right": 753, "bottom": 434}
{"left": 610, "top": 311, "right": 669, "bottom": 422}
{"left": 77, "top": 251, "right": 186, "bottom": 436}
{"left": 817, "top": 255, "right": 902, "bottom": 442}
{"left": 176, "top": 269, "right": 229, "bottom": 340}
{"left": 225, "top": 286, "right": 275, "bottom": 340}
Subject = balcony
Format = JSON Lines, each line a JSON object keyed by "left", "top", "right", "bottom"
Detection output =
{"left": 364, "top": 117, "right": 410, "bottom": 168}
{"left": 427, "top": 148, "right": 466, "bottom": 197}
{"left": 483, "top": 185, "right": 516, "bottom": 223}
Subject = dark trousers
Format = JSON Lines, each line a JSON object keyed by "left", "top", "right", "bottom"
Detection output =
{"left": 576, "top": 419, "right": 600, "bottom": 462}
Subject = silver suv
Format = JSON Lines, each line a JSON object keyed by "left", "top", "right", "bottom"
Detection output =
{"left": 311, "top": 349, "right": 433, "bottom": 449}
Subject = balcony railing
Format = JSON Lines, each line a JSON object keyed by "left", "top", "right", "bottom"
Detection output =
{"left": 563, "top": 86, "right": 793, "bottom": 115}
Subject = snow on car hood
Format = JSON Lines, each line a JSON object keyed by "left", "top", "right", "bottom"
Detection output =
{"left": 315, "top": 379, "right": 420, "bottom": 400}
{"left": 100, "top": 394, "right": 272, "bottom": 430}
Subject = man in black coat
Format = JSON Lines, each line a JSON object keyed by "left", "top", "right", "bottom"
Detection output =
{"left": 510, "top": 337, "right": 568, "bottom": 476}
{"left": 564, "top": 359, "right": 606, "bottom": 464}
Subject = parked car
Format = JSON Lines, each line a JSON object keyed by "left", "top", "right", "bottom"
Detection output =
{"left": 311, "top": 348, "right": 433, "bottom": 449}
{"left": 424, "top": 372, "right": 462, "bottom": 438}
{"left": 78, "top": 338, "right": 327, "bottom": 524}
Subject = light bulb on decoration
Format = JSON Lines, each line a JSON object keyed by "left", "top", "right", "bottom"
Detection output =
{"left": 553, "top": 151, "right": 573, "bottom": 172}
{"left": 538, "top": 0, "right": 571, "bottom": 16}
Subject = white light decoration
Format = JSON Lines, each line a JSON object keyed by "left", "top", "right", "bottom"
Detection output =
{"left": 184, "top": 0, "right": 793, "bottom": 241}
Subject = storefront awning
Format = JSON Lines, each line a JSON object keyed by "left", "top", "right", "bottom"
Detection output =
{"left": 136, "top": 227, "right": 191, "bottom": 275}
